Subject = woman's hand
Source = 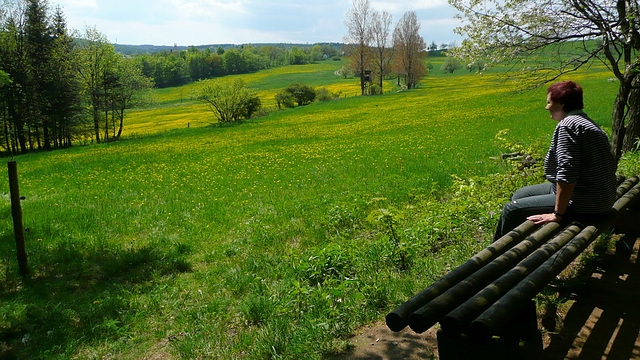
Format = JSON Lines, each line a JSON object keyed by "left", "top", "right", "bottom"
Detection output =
{"left": 527, "top": 213, "right": 562, "bottom": 224}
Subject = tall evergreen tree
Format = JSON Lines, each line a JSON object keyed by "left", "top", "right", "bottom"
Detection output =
{"left": 48, "top": 6, "right": 85, "bottom": 148}
{"left": 25, "top": 0, "right": 54, "bottom": 149}
{"left": 0, "top": 4, "right": 30, "bottom": 153}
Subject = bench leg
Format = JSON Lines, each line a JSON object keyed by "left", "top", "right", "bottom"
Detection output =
{"left": 437, "top": 301, "right": 542, "bottom": 360}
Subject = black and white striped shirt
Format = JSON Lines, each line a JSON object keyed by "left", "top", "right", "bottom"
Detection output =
{"left": 544, "top": 110, "right": 617, "bottom": 214}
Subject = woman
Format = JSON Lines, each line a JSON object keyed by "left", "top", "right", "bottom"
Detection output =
{"left": 494, "top": 80, "right": 617, "bottom": 240}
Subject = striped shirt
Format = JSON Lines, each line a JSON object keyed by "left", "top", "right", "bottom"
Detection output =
{"left": 544, "top": 110, "right": 617, "bottom": 214}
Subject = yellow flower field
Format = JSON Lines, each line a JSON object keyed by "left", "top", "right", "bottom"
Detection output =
{"left": 1, "top": 58, "right": 622, "bottom": 360}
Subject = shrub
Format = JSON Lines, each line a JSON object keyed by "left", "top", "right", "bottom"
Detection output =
{"left": 286, "top": 83, "right": 316, "bottom": 106}
{"left": 316, "top": 87, "right": 337, "bottom": 102}
{"left": 275, "top": 83, "right": 317, "bottom": 108}
{"left": 192, "top": 78, "right": 261, "bottom": 123}
{"left": 370, "top": 85, "right": 382, "bottom": 95}
{"left": 441, "top": 57, "right": 463, "bottom": 74}
{"left": 275, "top": 91, "right": 295, "bottom": 109}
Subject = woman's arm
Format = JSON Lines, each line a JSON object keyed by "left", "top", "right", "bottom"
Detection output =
{"left": 527, "top": 181, "right": 575, "bottom": 224}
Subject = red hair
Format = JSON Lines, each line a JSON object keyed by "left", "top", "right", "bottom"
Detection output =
{"left": 547, "top": 81, "right": 584, "bottom": 112}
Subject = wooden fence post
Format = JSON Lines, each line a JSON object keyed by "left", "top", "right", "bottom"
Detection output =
{"left": 8, "top": 161, "right": 28, "bottom": 276}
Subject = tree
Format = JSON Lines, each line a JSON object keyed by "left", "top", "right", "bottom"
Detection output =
{"left": 193, "top": 78, "right": 261, "bottom": 123}
{"left": 393, "top": 11, "right": 427, "bottom": 89}
{"left": 287, "top": 46, "right": 308, "bottom": 65}
{"left": 47, "top": 6, "right": 86, "bottom": 148}
{"left": 108, "top": 57, "right": 154, "bottom": 140}
{"left": 24, "top": 0, "right": 52, "bottom": 149}
{"left": 441, "top": 57, "right": 462, "bottom": 74}
{"left": 0, "top": 0, "right": 87, "bottom": 153}
{"left": 344, "top": 0, "right": 374, "bottom": 95}
{"left": 449, "top": 0, "right": 640, "bottom": 159}
{"left": 371, "top": 10, "right": 393, "bottom": 92}
{"left": 1, "top": 0, "right": 32, "bottom": 153}
{"left": 78, "top": 27, "right": 119, "bottom": 143}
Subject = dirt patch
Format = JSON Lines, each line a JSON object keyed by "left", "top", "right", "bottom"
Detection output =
{"left": 330, "top": 235, "right": 640, "bottom": 360}
{"left": 328, "top": 324, "right": 438, "bottom": 360}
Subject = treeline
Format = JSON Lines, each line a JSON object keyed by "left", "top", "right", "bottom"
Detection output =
{"left": 0, "top": 0, "right": 153, "bottom": 155}
{"left": 133, "top": 44, "right": 341, "bottom": 88}
{"left": 343, "top": 0, "right": 429, "bottom": 96}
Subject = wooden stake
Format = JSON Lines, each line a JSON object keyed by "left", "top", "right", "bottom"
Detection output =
{"left": 8, "top": 161, "right": 28, "bottom": 276}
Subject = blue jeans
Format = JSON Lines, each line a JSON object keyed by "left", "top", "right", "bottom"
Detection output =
{"left": 493, "top": 183, "right": 555, "bottom": 241}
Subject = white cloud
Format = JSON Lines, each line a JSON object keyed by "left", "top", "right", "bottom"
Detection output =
{"left": 53, "top": 0, "right": 99, "bottom": 9}
{"left": 49, "top": 0, "right": 461, "bottom": 45}
{"left": 371, "top": 0, "right": 448, "bottom": 12}
{"left": 164, "top": 0, "right": 247, "bottom": 19}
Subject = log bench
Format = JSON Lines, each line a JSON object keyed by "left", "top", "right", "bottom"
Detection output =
{"left": 386, "top": 175, "right": 640, "bottom": 360}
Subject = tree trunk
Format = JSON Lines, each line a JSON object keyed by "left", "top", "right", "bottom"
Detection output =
{"left": 623, "top": 83, "right": 640, "bottom": 152}
{"left": 116, "top": 106, "right": 124, "bottom": 140}
{"left": 611, "top": 65, "right": 640, "bottom": 160}
{"left": 42, "top": 122, "right": 50, "bottom": 150}
{"left": 92, "top": 99, "right": 101, "bottom": 144}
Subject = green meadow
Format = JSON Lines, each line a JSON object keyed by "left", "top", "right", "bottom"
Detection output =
{"left": 0, "top": 58, "right": 627, "bottom": 359}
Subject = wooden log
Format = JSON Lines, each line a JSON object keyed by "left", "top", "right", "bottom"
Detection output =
{"left": 616, "top": 175, "right": 639, "bottom": 198}
{"left": 407, "top": 222, "right": 562, "bottom": 334}
{"left": 468, "top": 181, "right": 640, "bottom": 340}
{"left": 385, "top": 221, "right": 538, "bottom": 332}
{"left": 440, "top": 222, "right": 584, "bottom": 335}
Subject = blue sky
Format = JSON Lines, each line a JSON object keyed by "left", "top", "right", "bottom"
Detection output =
{"left": 50, "top": 0, "right": 463, "bottom": 46}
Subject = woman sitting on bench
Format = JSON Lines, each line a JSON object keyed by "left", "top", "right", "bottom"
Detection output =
{"left": 494, "top": 80, "right": 617, "bottom": 240}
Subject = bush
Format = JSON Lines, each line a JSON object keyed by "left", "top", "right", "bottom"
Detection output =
{"left": 241, "top": 95, "right": 262, "bottom": 119}
{"left": 275, "top": 83, "right": 317, "bottom": 108}
{"left": 192, "top": 78, "right": 260, "bottom": 123}
{"left": 275, "top": 92, "right": 295, "bottom": 109}
{"left": 441, "top": 58, "right": 463, "bottom": 74}
{"left": 285, "top": 83, "right": 316, "bottom": 106}
{"left": 370, "top": 85, "right": 382, "bottom": 95}
{"left": 316, "top": 87, "right": 337, "bottom": 102}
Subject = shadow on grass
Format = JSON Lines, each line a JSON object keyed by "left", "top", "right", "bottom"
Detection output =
{"left": 0, "top": 236, "right": 192, "bottom": 359}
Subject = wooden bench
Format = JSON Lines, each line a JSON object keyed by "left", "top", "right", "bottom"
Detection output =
{"left": 386, "top": 175, "right": 640, "bottom": 360}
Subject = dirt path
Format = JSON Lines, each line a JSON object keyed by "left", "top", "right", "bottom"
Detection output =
{"left": 329, "top": 235, "right": 640, "bottom": 360}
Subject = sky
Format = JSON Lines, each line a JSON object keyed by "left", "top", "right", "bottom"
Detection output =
{"left": 49, "top": 0, "right": 464, "bottom": 47}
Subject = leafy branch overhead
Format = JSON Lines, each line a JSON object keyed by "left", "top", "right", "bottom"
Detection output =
{"left": 449, "top": 0, "right": 640, "bottom": 158}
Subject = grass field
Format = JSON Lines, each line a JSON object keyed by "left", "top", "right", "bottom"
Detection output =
{"left": 0, "top": 57, "right": 625, "bottom": 359}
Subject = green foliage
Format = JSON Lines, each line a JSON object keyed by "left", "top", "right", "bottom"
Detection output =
{"left": 327, "top": 204, "right": 360, "bottom": 234}
{"left": 441, "top": 57, "right": 463, "bottom": 74}
{"left": 275, "top": 83, "right": 317, "bottom": 108}
{"left": 316, "top": 87, "right": 338, "bottom": 102}
{"left": 287, "top": 46, "right": 310, "bottom": 65}
{"left": 618, "top": 144, "right": 640, "bottom": 177}
{"left": 295, "top": 244, "right": 354, "bottom": 286}
{"left": 367, "top": 208, "right": 409, "bottom": 271}
{"left": 285, "top": 83, "right": 316, "bottom": 106}
{"left": 275, "top": 91, "right": 296, "bottom": 109}
{"left": 0, "top": 57, "right": 622, "bottom": 359}
{"left": 192, "top": 78, "right": 261, "bottom": 123}
{"left": 0, "top": 70, "right": 11, "bottom": 86}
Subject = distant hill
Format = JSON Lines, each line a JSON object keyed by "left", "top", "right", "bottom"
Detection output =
{"left": 113, "top": 42, "right": 343, "bottom": 55}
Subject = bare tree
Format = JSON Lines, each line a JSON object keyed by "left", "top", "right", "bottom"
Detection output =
{"left": 371, "top": 10, "right": 393, "bottom": 93}
{"left": 449, "top": 0, "right": 640, "bottom": 159}
{"left": 393, "top": 11, "right": 427, "bottom": 89}
{"left": 344, "top": 0, "right": 373, "bottom": 96}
